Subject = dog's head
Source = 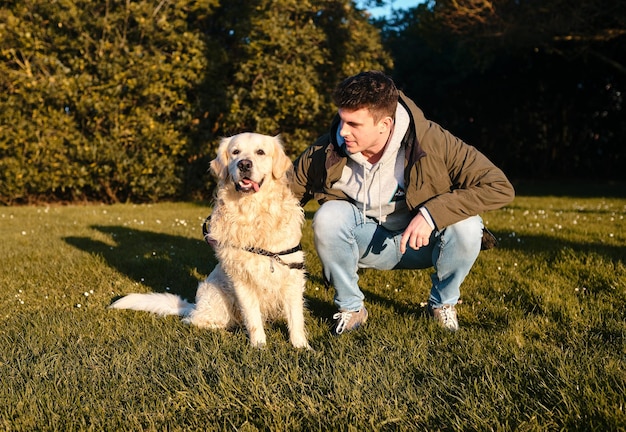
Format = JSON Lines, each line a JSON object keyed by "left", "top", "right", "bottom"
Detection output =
{"left": 210, "top": 133, "right": 293, "bottom": 193}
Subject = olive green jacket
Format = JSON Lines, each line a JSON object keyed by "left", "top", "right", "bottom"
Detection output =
{"left": 292, "top": 91, "right": 515, "bottom": 230}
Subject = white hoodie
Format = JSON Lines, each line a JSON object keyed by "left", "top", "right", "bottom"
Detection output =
{"left": 334, "top": 103, "right": 414, "bottom": 231}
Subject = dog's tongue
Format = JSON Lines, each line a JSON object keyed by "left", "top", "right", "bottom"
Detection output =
{"left": 241, "top": 178, "right": 260, "bottom": 192}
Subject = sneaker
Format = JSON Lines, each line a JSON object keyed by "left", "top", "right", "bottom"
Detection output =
{"left": 332, "top": 307, "right": 368, "bottom": 335}
{"left": 428, "top": 303, "right": 459, "bottom": 332}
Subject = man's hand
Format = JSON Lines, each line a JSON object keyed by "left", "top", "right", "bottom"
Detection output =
{"left": 400, "top": 213, "right": 434, "bottom": 254}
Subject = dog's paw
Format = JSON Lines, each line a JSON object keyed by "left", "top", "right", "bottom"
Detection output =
{"left": 290, "top": 336, "right": 310, "bottom": 350}
{"left": 250, "top": 339, "right": 267, "bottom": 348}
{"left": 248, "top": 331, "right": 267, "bottom": 348}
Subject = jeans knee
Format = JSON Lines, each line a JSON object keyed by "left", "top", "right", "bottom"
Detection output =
{"left": 313, "top": 201, "right": 358, "bottom": 243}
{"left": 442, "top": 216, "right": 483, "bottom": 255}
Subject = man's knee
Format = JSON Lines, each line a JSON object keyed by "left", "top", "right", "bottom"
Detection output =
{"left": 442, "top": 216, "right": 483, "bottom": 255}
{"left": 313, "top": 201, "right": 357, "bottom": 235}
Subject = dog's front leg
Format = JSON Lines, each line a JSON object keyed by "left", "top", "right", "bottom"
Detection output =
{"left": 284, "top": 282, "right": 310, "bottom": 349}
{"left": 235, "top": 288, "right": 267, "bottom": 347}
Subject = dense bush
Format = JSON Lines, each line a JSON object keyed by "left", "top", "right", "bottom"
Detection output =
{"left": 0, "top": 0, "right": 220, "bottom": 202}
{"left": 0, "top": 0, "right": 391, "bottom": 203}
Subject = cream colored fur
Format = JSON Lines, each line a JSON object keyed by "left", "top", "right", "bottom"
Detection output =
{"left": 110, "top": 133, "right": 309, "bottom": 349}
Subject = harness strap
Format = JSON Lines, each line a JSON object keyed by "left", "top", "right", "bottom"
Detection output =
{"left": 202, "top": 215, "right": 305, "bottom": 270}
{"left": 244, "top": 245, "right": 306, "bottom": 270}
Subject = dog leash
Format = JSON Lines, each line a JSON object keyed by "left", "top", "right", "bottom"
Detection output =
{"left": 202, "top": 215, "right": 305, "bottom": 272}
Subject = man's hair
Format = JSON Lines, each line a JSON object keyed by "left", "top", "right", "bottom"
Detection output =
{"left": 332, "top": 71, "right": 399, "bottom": 123}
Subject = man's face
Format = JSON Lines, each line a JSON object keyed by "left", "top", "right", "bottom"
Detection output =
{"left": 337, "top": 107, "right": 389, "bottom": 157}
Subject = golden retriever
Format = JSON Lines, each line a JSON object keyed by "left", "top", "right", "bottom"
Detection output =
{"left": 110, "top": 133, "right": 309, "bottom": 349}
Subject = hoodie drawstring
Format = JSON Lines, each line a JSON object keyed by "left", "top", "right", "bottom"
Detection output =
{"left": 362, "top": 164, "right": 367, "bottom": 223}
{"left": 378, "top": 162, "right": 383, "bottom": 224}
{"left": 360, "top": 162, "right": 383, "bottom": 226}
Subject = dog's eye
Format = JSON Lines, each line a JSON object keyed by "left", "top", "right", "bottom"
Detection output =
{"left": 232, "top": 149, "right": 240, "bottom": 155}
{"left": 256, "top": 149, "right": 265, "bottom": 156}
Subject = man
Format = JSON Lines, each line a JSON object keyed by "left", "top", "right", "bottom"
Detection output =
{"left": 292, "top": 71, "right": 515, "bottom": 334}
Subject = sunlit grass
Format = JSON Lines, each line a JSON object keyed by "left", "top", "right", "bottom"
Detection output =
{"left": 1, "top": 185, "right": 624, "bottom": 430}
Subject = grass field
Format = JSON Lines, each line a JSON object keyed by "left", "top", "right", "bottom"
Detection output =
{"left": 1, "top": 182, "right": 624, "bottom": 431}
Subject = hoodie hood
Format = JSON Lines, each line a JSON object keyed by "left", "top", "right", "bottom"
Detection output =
{"left": 333, "top": 103, "right": 413, "bottom": 230}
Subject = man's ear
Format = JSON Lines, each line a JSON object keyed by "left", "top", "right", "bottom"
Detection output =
{"left": 378, "top": 116, "right": 394, "bottom": 134}
{"left": 210, "top": 136, "right": 231, "bottom": 182}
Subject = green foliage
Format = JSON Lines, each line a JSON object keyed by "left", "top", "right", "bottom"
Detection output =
{"left": 0, "top": 0, "right": 223, "bottom": 203}
{"left": 0, "top": 186, "right": 624, "bottom": 429}
{"left": 0, "top": 0, "right": 391, "bottom": 203}
{"left": 219, "top": 0, "right": 392, "bottom": 158}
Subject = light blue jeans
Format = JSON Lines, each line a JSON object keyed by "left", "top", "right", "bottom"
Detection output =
{"left": 312, "top": 200, "right": 484, "bottom": 312}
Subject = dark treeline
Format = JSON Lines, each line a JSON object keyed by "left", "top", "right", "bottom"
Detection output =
{"left": 383, "top": 0, "right": 625, "bottom": 181}
{"left": 1, "top": 0, "right": 623, "bottom": 203}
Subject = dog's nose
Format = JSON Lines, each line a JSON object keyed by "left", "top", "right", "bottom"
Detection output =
{"left": 237, "top": 159, "right": 253, "bottom": 172}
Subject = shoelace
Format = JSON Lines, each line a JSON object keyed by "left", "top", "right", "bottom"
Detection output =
{"left": 439, "top": 306, "right": 457, "bottom": 328}
{"left": 332, "top": 311, "right": 353, "bottom": 334}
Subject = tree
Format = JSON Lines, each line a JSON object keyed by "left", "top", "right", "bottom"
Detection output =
{"left": 215, "top": 0, "right": 393, "bottom": 158}
{"left": 0, "top": 0, "right": 222, "bottom": 202}
{"left": 0, "top": 0, "right": 392, "bottom": 202}
{"left": 379, "top": 0, "right": 625, "bottom": 180}
{"left": 429, "top": 0, "right": 626, "bottom": 75}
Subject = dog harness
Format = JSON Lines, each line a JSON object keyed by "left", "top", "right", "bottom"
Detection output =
{"left": 243, "top": 245, "right": 306, "bottom": 272}
{"left": 202, "top": 216, "right": 305, "bottom": 272}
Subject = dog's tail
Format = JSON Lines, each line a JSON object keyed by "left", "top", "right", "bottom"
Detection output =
{"left": 109, "top": 293, "right": 195, "bottom": 317}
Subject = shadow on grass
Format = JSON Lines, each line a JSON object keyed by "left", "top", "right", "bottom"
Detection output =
{"left": 65, "top": 225, "right": 337, "bottom": 321}
{"left": 492, "top": 230, "right": 625, "bottom": 264}
{"left": 304, "top": 273, "right": 338, "bottom": 320}
{"left": 65, "top": 225, "right": 216, "bottom": 301}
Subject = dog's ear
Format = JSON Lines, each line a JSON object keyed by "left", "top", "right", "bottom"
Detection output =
{"left": 210, "top": 137, "right": 231, "bottom": 181}
{"left": 271, "top": 135, "right": 293, "bottom": 179}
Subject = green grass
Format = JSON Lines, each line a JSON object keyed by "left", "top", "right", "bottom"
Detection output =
{"left": 1, "top": 184, "right": 625, "bottom": 431}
